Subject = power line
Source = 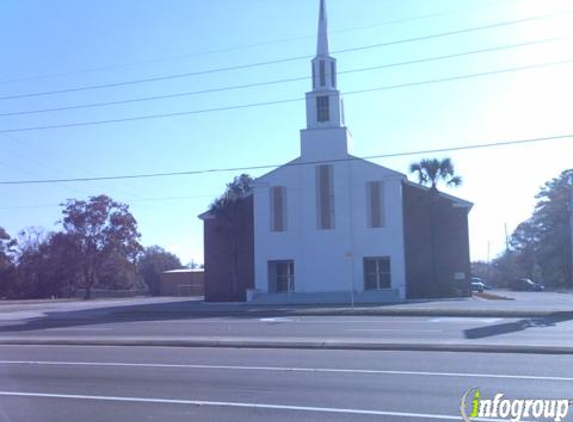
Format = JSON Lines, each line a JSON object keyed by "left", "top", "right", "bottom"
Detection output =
{"left": 0, "top": 13, "right": 565, "bottom": 102}
{"left": 0, "top": 57, "right": 571, "bottom": 134}
{"left": 0, "top": 97, "right": 300, "bottom": 133}
{"left": 347, "top": 57, "right": 573, "bottom": 95}
{"left": 0, "top": 36, "right": 568, "bottom": 118}
{"left": 0, "top": 194, "right": 214, "bottom": 210}
{"left": 335, "top": 12, "right": 569, "bottom": 55}
{"left": 334, "top": 0, "right": 526, "bottom": 35}
{"left": 1, "top": 133, "right": 571, "bottom": 186}
{"left": 0, "top": 133, "right": 172, "bottom": 210}
{"left": 0, "top": 0, "right": 526, "bottom": 86}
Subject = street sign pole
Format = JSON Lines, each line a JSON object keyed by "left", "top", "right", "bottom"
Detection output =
{"left": 570, "top": 188, "right": 573, "bottom": 285}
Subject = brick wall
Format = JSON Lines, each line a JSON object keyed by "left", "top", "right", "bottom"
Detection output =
{"left": 402, "top": 183, "right": 471, "bottom": 299}
{"left": 203, "top": 195, "right": 254, "bottom": 302}
{"left": 160, "top": 271, "right": 204, "bottom": 296}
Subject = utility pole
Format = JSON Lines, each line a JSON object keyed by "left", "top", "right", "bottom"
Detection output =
{"left": 570, "top": 188, "right": 573, "bottom": 285}
{"left": 504, "top": 223, "right": 510, "bottom": 253}
{"left": 486, "top": 241, "right": 491, "bottom": 281}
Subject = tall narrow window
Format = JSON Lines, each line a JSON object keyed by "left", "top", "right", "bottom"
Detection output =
{"left": 319, "top": 60, "right": 326, "bottom": 87}
{"left": 312, "top": 63, "right": 316, "bottom": 89}
{"left": 366, "top": 181, "right": 385, "bottom": 228}
{"left": 316, "top": 96, "right": 330, "bottom": 122}
{"left": 270, "top": 186, "right": 287, "bottom": 232}
{"left": 331, "top": 62, "right": 336, "bottom": 87}
{"left": 363, "top": 257, "right": 391, "bottom": 290}
{"left": 316, "top": 164, "right": 334, "bottom": 230}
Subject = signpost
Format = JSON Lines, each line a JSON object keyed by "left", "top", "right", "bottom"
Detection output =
{"left": 570, "top": 189, "right": 573, "bottom": 285}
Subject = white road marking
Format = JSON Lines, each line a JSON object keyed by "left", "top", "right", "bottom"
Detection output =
{"left": 44, "top": 328, "right": 112, "bottom": 331}
{"left": 141, "top": 318, "right": 512, "bottom": 325}
{"left": 430, "top": 318, "right": 502, "bottom": 324}
{"left": 0, "top": 360, "right": 570, "bottom": 382}
{"left": 0, "top": 390, "right": 505, "bottom": 421}
{"left": 259, "top": 317, "right": 293, "bottom": 322}
{"left": 346, "top": 329, "right": 442, "bottom": 333}
{"left": 147, "top": 319, "right": 431, "bottom": 324}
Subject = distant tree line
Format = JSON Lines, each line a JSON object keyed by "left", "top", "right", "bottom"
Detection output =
{"left": 473, "top": 169, "right": 573, "bottom": 289}
{"left": 0, "top": 195, "right": 184, "bottom": 300}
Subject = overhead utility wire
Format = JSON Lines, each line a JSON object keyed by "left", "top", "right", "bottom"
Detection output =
{"left": 0, "top": 12, "right": 565, "bottom": 102}
{"left": 0, "top": 194, "right": 216, "bottom": 210}
{"left": 0, "top": 57, "right": 571, "bottom": 135}
{"left": 0, "top": 132, "right": 171, "bottom": 207}
{"left": 1, "top": 134, "right": 571, "bottom": 186}
{"left": 0, "top": 36, "right": 568, "bottom": 118}
{"left": 334, "top": 0, "right": 525, "bottom": 35}
{"left": 0, "top": 0, "right": 525, "bottom": 85}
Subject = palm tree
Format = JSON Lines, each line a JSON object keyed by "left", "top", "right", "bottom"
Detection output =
{"left": 409, "top": 158, "right": 463, "bottom": 297}
{"left": 409, "top": 158, "right": 462, "bottom": 191}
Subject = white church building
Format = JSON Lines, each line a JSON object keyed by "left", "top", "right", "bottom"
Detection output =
{"left": 200, "top": 0, "right": 472, "bottom": 304}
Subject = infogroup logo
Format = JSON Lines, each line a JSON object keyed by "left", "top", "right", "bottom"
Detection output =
{"left": 460, "top": 388, "right": 572, "bottom": 422}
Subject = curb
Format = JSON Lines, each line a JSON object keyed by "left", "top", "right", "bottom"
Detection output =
{"left": 110, "top": 309, "right": 573, "bottom": 319}
{"left": 1, "top": 338, "right": 572, "bottom": 354}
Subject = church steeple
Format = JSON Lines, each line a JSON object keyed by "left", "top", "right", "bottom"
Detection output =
{"left": 317, "top": 0, "right": 329, "bottom": 56}
{"left": 306, "top": 0, "right": 343, "bottom": 129}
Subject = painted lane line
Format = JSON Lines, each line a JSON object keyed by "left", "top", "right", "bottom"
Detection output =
{"left": 346, "top": 329, "right": 443, "bottom": 333}
{"left": 0, "top": 360, "right": 571, "bottom": 382}
{"left": 44, "top": 328, "right": 113, "bottom": 331}
{"left": 430, "top": 318, "right": 502, "bottom": 324}
{"left": 259, "top": 318, "right": 293, "bottom": 322}
{"left": 147, "top": 319, "right": 437, "bottom": 324}
{"left": 0, "top": 391, "right": 505, "bottom": 421}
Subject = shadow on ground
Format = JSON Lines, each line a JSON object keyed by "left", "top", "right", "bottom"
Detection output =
{"left": 0, "top": 298, "right": 444, "bottom": 334}
{"left": 464, "top": 313, "right": 573, "bottom": 339}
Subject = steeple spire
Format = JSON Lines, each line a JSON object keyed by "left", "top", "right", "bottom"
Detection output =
{"left": 300, "top": 0, "right": 349, "bottom": 160}
{"left": 310, "top": 0, "right": 336, "bottom": 92}
{"left": 317, "top": 0, "right": 329, "bottom": 56}
{"left": 304, "top": 0, "right": 343, "bottom": 131}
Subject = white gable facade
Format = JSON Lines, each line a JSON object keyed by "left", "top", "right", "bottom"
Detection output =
{"left": 251, "top": 0, "right": 408, "bottom": 303}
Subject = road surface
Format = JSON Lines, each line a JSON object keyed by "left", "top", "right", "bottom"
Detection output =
{"left": 2, "top": 314, "right": 573, "bottom": 348}
{"left": 0, "top": 345, "right": 571, "bottom": 421}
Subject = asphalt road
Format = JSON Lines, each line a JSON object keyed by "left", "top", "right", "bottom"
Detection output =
{"left": 0, "top": 345, "right": 571, "bottom": 422}
{"left": 2, "top": 314, "right": 573, "bottom": 348}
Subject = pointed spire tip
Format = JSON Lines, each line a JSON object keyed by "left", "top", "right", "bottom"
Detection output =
{"left": 317, "top": 0, "right": 329, "bottom": 56}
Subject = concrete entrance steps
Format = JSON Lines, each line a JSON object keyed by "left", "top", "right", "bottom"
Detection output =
{"left": 248, "top": 289, "right": 401, "bottom": 305}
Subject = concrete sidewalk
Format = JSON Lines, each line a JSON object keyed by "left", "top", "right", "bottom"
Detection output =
{"left": 1, "top": 292, "right": 573, "bottom": 354}
{"left": 1, "top": 292, "right": 573, "bottom": 319}
{"left": 99, "top": 291, "right": 573, "bottom": 319}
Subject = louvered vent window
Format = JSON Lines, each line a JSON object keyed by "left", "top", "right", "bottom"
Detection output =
{"left": 316, "top": 164, "right": 334, "bottom": 230}
{"left": 366, "top": 181, "right": 385, "bottom": 228}
{"left": 270, "top": 186, "right": 287, "bottom": 232}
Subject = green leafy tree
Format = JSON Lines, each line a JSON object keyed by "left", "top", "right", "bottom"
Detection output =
{"left": 13, "top": 230, "right": 92, "bottom": 299}
{"left": 209, "top": 174, "right": 253, "bottom": 295}
{"left": 61, "top": 195, "right": 142, "bottom": 299}
{"left": 503, "top": 169, "right": 573, "bottom": 288}
{"left": 13, "top": 228, "right": 54, "bottom": 299}
{"left": 138, "top": 246, "right": 182, "bottom": 296}
{"left": 44, "top": 232, "right": 85, "bottom": 297}
{"left": 0, "top": 227, "right": 16, "bottom": 298}
{"left": 409, "top": 158, "right": 463, "bottom": 297}
{"left": 0, "top": 227, "right": 13, "bottom": 268}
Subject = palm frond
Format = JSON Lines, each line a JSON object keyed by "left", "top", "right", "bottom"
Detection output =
{"left": 448, "top": 176, "right": 462, "bottom": 187}
{"left": 410, "top": 157, "right": 462, "bottom": 190}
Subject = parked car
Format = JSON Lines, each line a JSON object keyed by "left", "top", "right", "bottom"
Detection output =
{"left": 482, "top": 281, "right": 493, "bottom": 290}
{"left": 471, "top": 277, "right": 493, "bottom": 291}
{"left": 471, "top": 279, "right": 485, "bottom": 293}
{"left": 509, "top": 278, "right": 545, "bottom": 292}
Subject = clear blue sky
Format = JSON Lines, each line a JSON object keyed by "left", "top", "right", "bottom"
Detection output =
{"left": 1, "top": 0, "right": 572, "bottom": 265}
